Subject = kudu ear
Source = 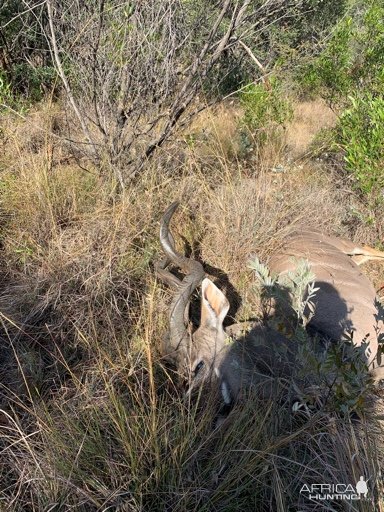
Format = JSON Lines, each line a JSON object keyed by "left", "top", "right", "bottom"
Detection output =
{"left": 201, "top": 278, "right": 230, "bottom": 329}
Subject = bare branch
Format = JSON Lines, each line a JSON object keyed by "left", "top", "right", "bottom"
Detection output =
{"left": 46, "top": 0, "right": 98, "bottom": 159}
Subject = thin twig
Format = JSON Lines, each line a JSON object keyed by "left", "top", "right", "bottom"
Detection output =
{"left": 237, "top": 39, "right": 266, "bottom": 75}
{"left": 46, "top": 0, "right": 98, "bottom": 160}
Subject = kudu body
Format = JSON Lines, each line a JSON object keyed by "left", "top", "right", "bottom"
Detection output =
{"left": 157, "top": 203, "right": 384, "bottom": 404}
{"left": 269, "top": 229, "right": 384, "bottom": 359}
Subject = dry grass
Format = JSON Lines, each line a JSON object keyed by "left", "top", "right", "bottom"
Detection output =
{"left": 0, "top": 101, "right": 383, "bottom": 510}
{"left": 285, "top": 99, "right": 337, "bottom": 159}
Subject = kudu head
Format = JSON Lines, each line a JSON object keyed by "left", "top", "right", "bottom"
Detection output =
{"left": 156, "top": 202, "right": 232, "bottom": 390}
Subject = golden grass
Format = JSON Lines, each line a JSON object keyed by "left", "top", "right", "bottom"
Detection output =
{"left": 0, "top": 101, "right": 383, "bottom": 510}
{"left": 285, "top": 99, "right": 337, "bottom": 158}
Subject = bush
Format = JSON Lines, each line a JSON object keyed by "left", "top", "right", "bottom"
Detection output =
{"left": 250, "top": 256, "right": 373, "bottom": 415}
{"left": 239, "top": 80, "right": 292, "bottom": 145}
{"left": 298, "top": 1, "right": 384, "bottom": 102}
{"left": 46, "top": 0, "right": 301, "bottom": 185}
{"left": 0, "top": 0, "right": 54, "bottom": 105}
{"left": 338, "top": 93, "right": 384, "bottom": 198}
{"left": 296, "top": 1, "right": 384, "bottom": 203}
{"left": 298, "top": 16, "right": 354, "bottom": 103}
{"left": 10, "top": 63, "right": 56, "bottom": 103}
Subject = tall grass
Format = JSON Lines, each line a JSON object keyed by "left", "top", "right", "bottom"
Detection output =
{"left": 0, "top": 102, "right": 383, "bottom": 510}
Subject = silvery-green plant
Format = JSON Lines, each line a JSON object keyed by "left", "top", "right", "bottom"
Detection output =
{"left": 249, "top": 256, "right": 319, "bottom": 329}
{"left": 249, "top": 255, "right": 374, "bottom": 414}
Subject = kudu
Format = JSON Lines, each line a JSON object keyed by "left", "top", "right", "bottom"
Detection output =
{"left": 156, "top": 202, "right": 384, "bottom": 405}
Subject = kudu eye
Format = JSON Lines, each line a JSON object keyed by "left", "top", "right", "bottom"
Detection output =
{"left": 194, "top": 361, "right": 205, "bottom": 376}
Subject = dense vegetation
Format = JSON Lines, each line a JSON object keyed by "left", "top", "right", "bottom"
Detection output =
{"left": 0, "top": 1, "right": 383, "bottom": 510}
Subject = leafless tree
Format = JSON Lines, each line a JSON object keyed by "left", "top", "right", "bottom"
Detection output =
{"left": 44, "top": 0, "right": 300, "bottom": 187}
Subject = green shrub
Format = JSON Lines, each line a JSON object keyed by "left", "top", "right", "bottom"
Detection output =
{"left": 299, "top": 16, "right": 354, "bottom": 103}
{"left": 296, "top": 1, "right": 384, "bottom": 203}
{"left": 239, "top": 80, "right": 292, "bottom": 144}
{"left": 338, "top": 93, "right": 384, "bottom": 197}
{"left": 11, "top": 63, "right": 57, "bottom": 103}
{"left": 0, "top": 65, "right": 57, "bottom": 110}
{"left": 250, "top": 256, "right": 373, "bottom": 415}
{"left": 298, "top": 2, "right": 384, "bottom": 98}
{"left": 0, "top": 0, "right": 54, "bottom": 105}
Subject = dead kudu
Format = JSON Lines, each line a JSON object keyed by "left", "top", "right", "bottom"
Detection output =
{"left": 156, "top": 202, "right": 384, "bottom": 407}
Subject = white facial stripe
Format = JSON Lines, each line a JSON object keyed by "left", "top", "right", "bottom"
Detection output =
{"left": 221, "top": 380, "right": 231, "bottom": 405}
